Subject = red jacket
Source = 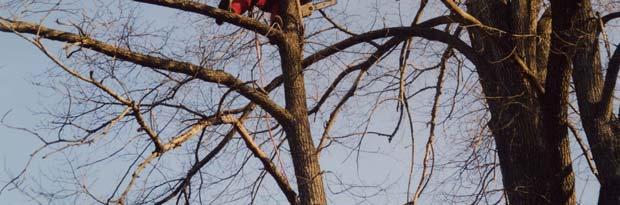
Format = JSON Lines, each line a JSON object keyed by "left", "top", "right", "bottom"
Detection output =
{"left": 216, "top": 0, "right": 313, "bottom": 25}
{"left": 230, "top": 0, "right": 279, "bottom": 16}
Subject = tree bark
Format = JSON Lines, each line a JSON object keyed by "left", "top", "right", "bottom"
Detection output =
{"left": 277, "top": 1, "right": 327, "bottom": 204}
{"left": 570, "top": 1, "right": 620, "bottom": 204}
{"left": 466, "top": 0, "right": 576, "bottom": 204}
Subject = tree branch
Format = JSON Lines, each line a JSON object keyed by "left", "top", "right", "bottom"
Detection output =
{"left": 303, "top": 26, "right": 480, "bottom": 69}
{"left": 601, "top": 45, "right": 620, "bottom": 114}
{"left": 440, "top": 0, "right": 482, "bottom": 25}
{"left": 0, "top": 17, "right": 294, "bottom": 124}
{"left": 222, "top": 115, "right": 299, "bottom": 205}
{"left": 132, "top": 0, "right": 285, "bottom": 42}
{"left": 566, "top": 121, "right": 599, "bottom": 180}
{"left": 302, "top": 16, "right": 464, "bottom": 67}
{"left": 602, "top": 11, "right": 620, "bottom": 24}
{"left": 316, "top": 38, "right": 401, "bottom": 152}
{"left": 155, "top": 105, "right": 255, "bottom": 205}
{"left": 117, "top": 152, "right": 159, "bottom": 205}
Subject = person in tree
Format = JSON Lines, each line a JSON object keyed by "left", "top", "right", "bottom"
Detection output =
{"left": 216, "top": 0, "right": 312, "bottom": 25}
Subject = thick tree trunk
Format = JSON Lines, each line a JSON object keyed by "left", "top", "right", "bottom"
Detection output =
{"left": 279, "top": 35, "right": 327, "bottom": 204}
{"left": 570, "top": 1, "right": 620, "bottom": 204}
{"left": 466, "top": 0, "right": 576, "bottom": 204}
{"left": 278, "top": 1, "right": 327, "bottom": 204}
{"left": 574, "top": 47, "right": 620, "bottom": 204}
{"left": 538, "top": 0, "right": 586, "bottom": 204}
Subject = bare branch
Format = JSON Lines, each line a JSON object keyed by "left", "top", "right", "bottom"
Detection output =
{"left": 303, "top": 26, "right": 481, "bottom": 69}
{"left": 411, "top": 40, "right": 451, "bottom": 205}
{"left": 601, "top": 45, "right": 620, "bottom": 114}
{"left": 602, "top": 11, "right": 620, "bottom": 24}
{"left": 316, "top": 38, "right": 401, "bottom": 152}
{"left": 440, "top": 0, "right": 482, "bottom": 25}
{"left": 132, "top": 0, "right": 284, "bottom": 42}
{"left": 567, "top": 122, "right": 599, "bottom": 180}
{"left": 161, "top": 115, "right": 226, "bottom": 152}
{"left": 222, "top": 115, "right": 299, "bottom": 205}
{"left": 155, "top": 104, "right": 256, "bottom": 204}
{"left": 117, "top": 152, "right": 159, "bottom": 205}
{"left": 0, "top": 17, "right": 294, "bottom": 124}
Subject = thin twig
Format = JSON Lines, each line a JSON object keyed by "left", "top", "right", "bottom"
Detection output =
{"left": 223, "top": 115, "right": 299, "bottom": 205}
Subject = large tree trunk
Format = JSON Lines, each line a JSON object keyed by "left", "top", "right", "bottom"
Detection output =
{"left": 570, "top": 1, "right": 620, "bottom": 204}
{"left": 279, "top": 36, "right": 327, "bottom": 204}
{"left": 466, "top": 0, "right": 576, "bottom": 204}
{"left": 540, "top": 0, "right": 586, "bottom": 204}
{"left": 278, "top": 1, "right": 327, "bottom": 204}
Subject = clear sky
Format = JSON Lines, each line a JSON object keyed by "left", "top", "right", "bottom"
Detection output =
{"left": 0, "top": 31, "right": 50, "bottom": 204}
{"left": 0, "top": 1, "right": 605, "bottom": 204}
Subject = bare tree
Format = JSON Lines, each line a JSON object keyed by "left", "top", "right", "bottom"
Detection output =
{"left": 0, "top": 0, "right": 619, "bottom": 204}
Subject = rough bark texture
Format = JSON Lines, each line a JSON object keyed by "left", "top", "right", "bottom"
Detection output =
{"left": 465, "top": 0, "right": 620, "bottom": 204}
{"left": 466, "top": 0, "right": 576, "bottom": 204}
{"left": 570, "top": 1, "right": 620, "bottom": 204}
{"left": 278, "top": 1, "right": 327, "bottom": 204}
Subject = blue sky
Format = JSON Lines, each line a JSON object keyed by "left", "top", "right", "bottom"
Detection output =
{"left": 0, "top": 32, "right": 47, "bottom": 203}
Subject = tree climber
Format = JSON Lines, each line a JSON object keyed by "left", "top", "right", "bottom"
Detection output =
{"left": 216, "top": 0, "right": 334, "bottom": 25}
